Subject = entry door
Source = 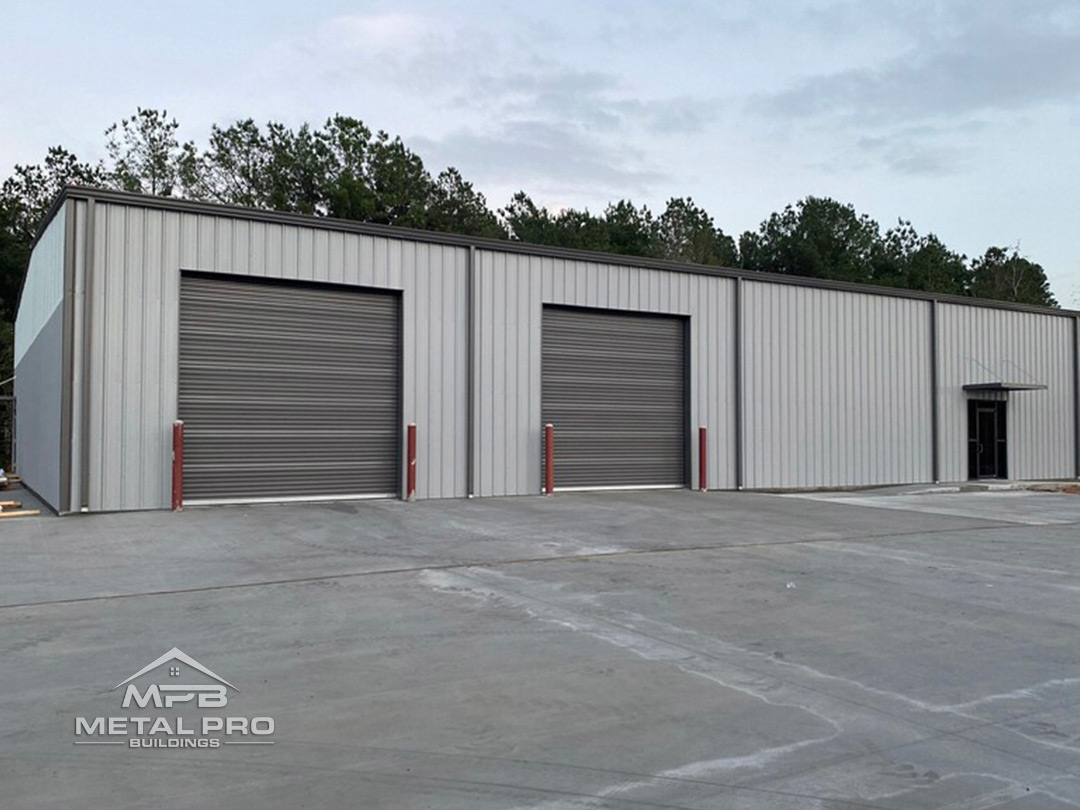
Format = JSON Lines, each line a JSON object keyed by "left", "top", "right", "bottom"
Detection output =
{"left": 967, "top": 400, "right": 1007, "bottom": 480}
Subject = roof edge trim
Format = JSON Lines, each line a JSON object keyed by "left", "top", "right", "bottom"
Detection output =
{"left": 33, "top": 186, "right": 1078, "bottom": 319}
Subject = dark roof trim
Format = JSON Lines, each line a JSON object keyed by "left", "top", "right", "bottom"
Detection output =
{"left": 963, "top": 382, "right": 1049, "bottom": 392}
{"left": 33, "top": 185, "right": 1079, "bottom": 319}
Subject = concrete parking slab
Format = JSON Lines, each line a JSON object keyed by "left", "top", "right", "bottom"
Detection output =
{"left": 0, "top": 482, "right": 52, "bottom": 519}
{"left": 784, "top": 489, "right": 1080, "bottom": 525}
{"left": 2, "top": 490, "right": 1079, "bottom": 809}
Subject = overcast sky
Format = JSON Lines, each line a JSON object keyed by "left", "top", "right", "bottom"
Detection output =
{"left": 2, "top": 0, "right": 1078, "bottom": 304}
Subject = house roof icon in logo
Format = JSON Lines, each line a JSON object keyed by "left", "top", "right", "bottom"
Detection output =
{"left": 112, "top": 647, "right": 238, "bottom": 691}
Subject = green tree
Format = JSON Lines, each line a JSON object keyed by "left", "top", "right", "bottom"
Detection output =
{"left": 555, "top": 207, "right": 612, "bottom": 252}
{"left": 105, "top": 108, "right": 196, "bottom": 196}
{"left": 501, "top": 194, "right": 616, "bottom": 251}
{"left": 655, "top": 197, "right": 737, "bottom": 266}
{"left": 260, "top": 121, "right": 329, "bottom": 215}
{"left": 315, "top": 116, "right": 376, "bottom": 220}
{"left": 0, "top": 206, "right": 31, "bottom": 324}
{"left": 602, "top": 200, "right": 657, "bottom": 257}
{"left": 0, "top": 199, "right": 36, "bottom": 468}
{"left": 970, "top": 247, "right": 1056, "bottom": 307}
{"left": 338, "top": 127, "right": 431, "bottom": 226}
{"left": 174, "top": 114, "right": 505, "bottom": 237}
{"left": 502, "top": 193, "right": 573, "bottom": 245}
{"left": 741, "top": 197, "right": 879, "bottom": 283}
{"left": 187, "top": 118, "right": 271, "bottom": 207}
{"left": 873, "top": 220, "right": 970, "bottom": 295}
{"left": 426, "top": 168, "right": 505, "bottom": 238}
{"left": 0, "top": 147, "right": 104, "bottom": 243}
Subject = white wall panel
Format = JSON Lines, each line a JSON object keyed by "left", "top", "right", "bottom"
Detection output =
{"left": 937, "top": 304, "right": 1075, "bottom": 481}
{"left": 13, "top": 205, "right": 68, "bottom": 510}
{"left": 14, "top": 204, "right": 66, "bottom": 365}
{"left": 473, "top": 251, "right": 737, "bottom": 496}
{"left": 78, "top": 202, "right": 468, "bottom": 511}
{"left": 741, "top": 283, "right": 932, "bottom": 488}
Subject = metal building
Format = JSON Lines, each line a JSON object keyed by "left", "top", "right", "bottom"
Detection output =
{"left": 14, "top": 187, "right": 1080, "bottom": 513}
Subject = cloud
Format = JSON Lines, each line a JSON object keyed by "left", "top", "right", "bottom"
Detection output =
{"left": 457, "top": 64, "right": 719, "bottom": 136}
{"left": 243, "top": 10, "right": 708, "bottom": 198}
{"left": 331, "top": 13, "right": 430, "bottom": 52}
{"left": 808, "top": 123, "right": 985, "bottom": 177}
{"left": 614, "top": 97, "right": 718, "bottom": 135}
{"left": 246, "top": 11, "right": 482, "bottom": 100}
{"left": 250, "top": 10, "right": 718, "bottom": 148}
{"left": 854, "top": 134, "right": 966, "bottom": 176}
{"left": 744, "top": 1, "right": 1080, "bottom": 182}
{"left": 753, "top": 3, "right": 1080, "bottom": 123}
{"left": 460, "top": 67, "right": 624, "bottom": 130}
{"left": 413, "top": 120, "right": 665, "bottom": 197}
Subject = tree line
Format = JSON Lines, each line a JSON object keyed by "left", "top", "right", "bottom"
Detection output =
{"left": 0, "top": 108, "right": 1059, "bottom": 389}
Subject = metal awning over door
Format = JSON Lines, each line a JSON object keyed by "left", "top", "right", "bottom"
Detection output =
{"left": 179, "top": 274, "right": 400, "bottom": 501}
{"left": 541, "top": 306, "right": 686, "bottom": 489}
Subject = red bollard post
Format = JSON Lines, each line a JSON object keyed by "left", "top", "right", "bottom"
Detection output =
{"left": 544, "top": 423, "right": 554, "bottom": 496}
{"left": 406, "top": 423, "right": 417, "bottom": 501}
{"left": 172, "top": 420, "right": 184, "bottom": 511}
{"left": 698, "top": 426, "right": 707, "bottom": 492}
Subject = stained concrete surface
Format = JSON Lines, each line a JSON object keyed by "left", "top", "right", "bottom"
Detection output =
{"left": 0, "top": 482, "right": 52, "bottom": 518}
{"left": 785, "top": 488, "right": 1080, "bottom": 526}
{"left": 2, "top": 489, "right": 1080, "bottom": 808}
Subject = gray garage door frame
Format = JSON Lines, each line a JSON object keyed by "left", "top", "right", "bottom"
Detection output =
{"left": 178, "top": 271, "right": 404, "bottom": 504}
{"left": 541, "top": 304, "right": 691, "bottom": 491}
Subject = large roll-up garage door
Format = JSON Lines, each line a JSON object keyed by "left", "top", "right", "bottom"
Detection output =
{"left": 179, "top": 274, "right": 400, "bottom": 501}
{"left": 542, "top": 306, "right": 686, "bottom": 489}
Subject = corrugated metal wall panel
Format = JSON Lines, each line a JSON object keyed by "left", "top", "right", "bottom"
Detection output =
{"left": 741, "top": 283, "right": 932, "bottom": 488}
{"left": 937, "top": 304, "right": 1074, "bottom": 481}
{"left": 67, "top": 196, "right": 1079, "bottom": 511}
{"left": 79, "top": 201, "right": 468, "bottom": 511}
{"left": 474, "top": 250, "right": 736, "bottom": 496}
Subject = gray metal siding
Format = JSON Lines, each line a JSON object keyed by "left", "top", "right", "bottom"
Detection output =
{"left": 57, "top": 193, "right": 1080, "bottom": 511}
{"left": 541, "top": 307, "right": 686, "bottom": 488}
{"left": 14, "top": 306, "right": 64, "bottom": 510}
{"left": 937, "top": 304, "right": 1074, "bottom": 481}
{"left": 474, "top": 251, "right": 736, "bottom": 496}
{"left": 741, "top": 282, "right": 932, "bottom": 488}
{"left": 178, "top": 275, "right": 400, "bottom": 499}
{"left": 13, "top": 206, "right": 67, "bottom": 509}
{"left": 74, "top": 202, "right": 467, "bottom": 511}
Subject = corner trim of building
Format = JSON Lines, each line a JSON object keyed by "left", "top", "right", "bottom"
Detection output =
{"left": 1073, "top": 315, "right": 1079, "bottom": 478}
{"left": 683, "top": 316, "right": 692, "bottom": 488}
{"left": 930, "top": 300, "right": 940, "bottom": 483}
{"left": 734, "top": 277, "right": 744, "bottom": 490}
{"left": 466, "top": 245, "right": 476, "bottom": 497}
{"left": 59, "top": 200, "right": 76, "bottom": 513}
{"left": 78, "top": 196, "right": 96, "bottom": 511}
